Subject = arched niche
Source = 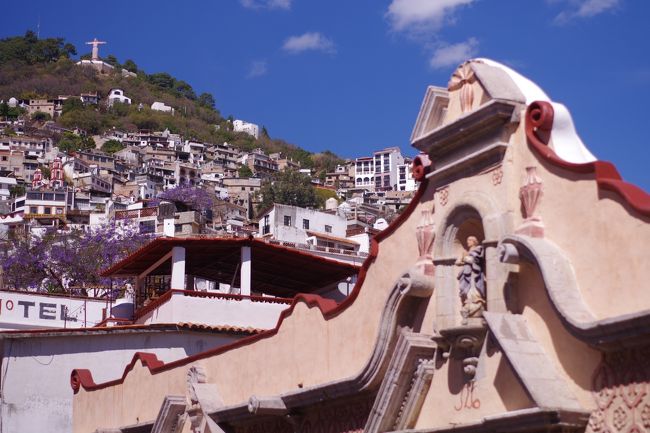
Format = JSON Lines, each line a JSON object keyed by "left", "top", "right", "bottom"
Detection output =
{"left": 433, "top": 191, "right": 510, "bottom": 330}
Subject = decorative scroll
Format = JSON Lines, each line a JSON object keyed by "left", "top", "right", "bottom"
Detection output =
{"left": 448, "top": 62, "right": 477, "bottom": 114}
{"left": 412, "top": 153, "right": 432, "bottom": 181}
{"left": 587, "top": 346, "right": 650, "bottom": 433}
{"left": 526, "top": 100, "right": 650, "bottom": 217}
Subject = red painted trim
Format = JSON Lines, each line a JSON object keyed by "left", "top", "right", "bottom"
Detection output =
{"left": 526, "top": 101, "right": 650, "bottom": 216}
{"left": 70, "top": 179, "right": 430, "bottom": 394}
{"left": 71, "top": 352, "right": 164, "bottom": 394}
{"left": 101, "top": 237, "right": 360, "bottom": 278}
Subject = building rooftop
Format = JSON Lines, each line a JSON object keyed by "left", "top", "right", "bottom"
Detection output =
{"left": 102, "top": 236, "right": 359, "bottom": 297}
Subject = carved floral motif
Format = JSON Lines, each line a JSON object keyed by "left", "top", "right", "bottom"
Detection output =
{"left": 448, "top": 62, "right": 477, "bottom": 114}
{"left": 438, "top": 187, "right": 449, "bottom": 207}
{"left": 516, "top": 166, "right": 545, "bottom": 238}
{"left": 491, "top": 166, "right": 503, "bottom": 185}
{"left": 416, "top": 207, "right": 435, "bottom": 276}
{"left": 587, "top": 346, "right": 650, "bottom": 433}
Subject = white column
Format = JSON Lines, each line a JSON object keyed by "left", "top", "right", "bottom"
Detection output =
{"left": 240, "top": 246, "right": 251, "bottom": 296}
{"left": 171, "top": 246, "right": 186, "bottom": 290}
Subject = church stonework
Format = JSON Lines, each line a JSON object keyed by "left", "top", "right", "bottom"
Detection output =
{"left": 71, "top": 59, "right": 650, "bottom": 433}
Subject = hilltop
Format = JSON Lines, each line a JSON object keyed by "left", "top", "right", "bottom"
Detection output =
{"left": 0, "top": 31, "right": 343, "bottom": 174}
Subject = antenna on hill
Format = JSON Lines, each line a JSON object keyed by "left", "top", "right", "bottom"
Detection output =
{"left": 37, "top": 15, "right": 40, "bottom": 39}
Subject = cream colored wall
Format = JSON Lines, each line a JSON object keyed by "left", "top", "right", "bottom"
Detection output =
{"left": 414, "top": 350, "right": 533, "bottom": 428}
{"left": 517, "top": 262, "right": 601, "bottom": 410}
{"left": 73, "top": 187, "right": 434, "bottom": 432}
{"left": 510, "top": 122, "right": 650, "bottom": 318}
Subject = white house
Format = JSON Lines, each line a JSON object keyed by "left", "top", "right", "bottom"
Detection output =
{"left": 0, "top": 175, "right": 16, "bottom": 201}
{"left": 233, "top": 119, "right": 260, "bottom": 139}
{"left": 151, "top": 101, "right": 174, "bottom": 114}
{"left": 397, "top": 160, "right": 417, "bottom": 191}
{"left": 107, "top": 88, "right": 131, "bottom": 106}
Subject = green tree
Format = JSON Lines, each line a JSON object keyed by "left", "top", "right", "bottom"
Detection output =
{"left": 174, "top": 80, "right": 196, "bottom": 100}
{"left": 9, "top": 184, "right": 25, "bottom": 198}
{"left": 257, "top": 170, "right": 318, "bottom": 214}
{"left": 101, "top": 139, "right": 125, "bottom": 154}
{"left": 62, "top": 97, "right": 84, "bottom": 114}
{"left": 40, "top": 165, "right": 51, "bottom": 179}
{"left": 198, "top": 92, "right": 216, "bottom": 109}
{"left": 122, "top": 59, "right": 138, "bottom": 73}
{"left": 238, "top": 165, "right": 253, "bottom": 178}
{"left": 31, "top": 111, "right": 51, "bottom": 121}
{"left": 105, "top": 54, "right": 120, "bottom": 68}
{"left": 148, "top": 72, "right": 175, "bottom": 89}
{"left": 57, "top": 132, "right": 95, "bottom": 153}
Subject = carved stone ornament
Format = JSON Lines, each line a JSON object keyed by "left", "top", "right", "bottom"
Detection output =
{"left": 448, "top": 61, "right": 478, "bottom": 114}
{"left": 491, "top": 166, "right": 503, "bottom": 185}
{"left": 415, "top": 206, "right": 435, "bottom": 276}
{"left": 587, "top": 346, "right": 650, "bottom": 433}
{"left": 186, "top": 364, "right": 208, "bottom": 432}
{"left": 412, "top": 152, "right": 432, "bottom": 182}
{"left": 516, "top": 166, "right": 545, "bottom": 238}
{"left": 438, "top": 187, "right": 449, "bottom": 206}
{"left": 433, "top": 322, "right": 487, "bottom": 381}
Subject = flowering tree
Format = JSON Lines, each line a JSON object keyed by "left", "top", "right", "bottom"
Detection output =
{"left": 0, "top": 222, "right": 150, "bottom": 295}
{"left": 158, "top": 184, "right": 214, "bottom": 212}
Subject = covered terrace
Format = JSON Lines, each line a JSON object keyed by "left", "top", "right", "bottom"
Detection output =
{"left": 102, "top": 236, "right": 361, "bottom": 310}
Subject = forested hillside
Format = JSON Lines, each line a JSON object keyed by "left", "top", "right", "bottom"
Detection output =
{"left": 0, "top": 31, "right": 343, "bottom": 174}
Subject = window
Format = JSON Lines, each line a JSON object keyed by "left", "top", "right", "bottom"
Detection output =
{"left": 30, "top": 206, "right": 38, "bottom": 214}
{"left": 44, "top": 207, "right": 52, "bottom": 214}
{"left": 302, "top": 219, "right": 310, "bottom": 229}
{"left": 263, "top": 215, "right": 270, "bottom": 234}
{"left": 325, "top": 225, "right": 332, "bottom": 233}
{"left": 284, "top": 215, "right": 291, "bottom": 226}
{"left": 139, "top": 220, "right": 156, "bottom": 234}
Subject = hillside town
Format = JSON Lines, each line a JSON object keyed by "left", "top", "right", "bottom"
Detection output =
{"left": 0, "top": 39, "right": 419, "bottom": 281}
{"left": 1, "top": 5, "right": 649, "bottom": 432}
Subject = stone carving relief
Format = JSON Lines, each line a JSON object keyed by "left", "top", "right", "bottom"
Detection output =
{"left": 416, "top": 206, "right": 435, "bottom": 277}
{"left": 516, "top": 166, "right": 545, "bottom": 237}
{"left": 491, "top": 166, "right": 503, "bottom": 185}
{"left": 186, "top": 364, "right": 208, "bottom": 432}
{"left": 448, "top": 62, "right": 478, "bottom": 114}
{"left": 438, "top": 187, "right": 449, "bottom": 206}
{"left": 455, "top": 236, "right": 486, "bottom": 321}
{"left": 587, "top": 346, "right": 650, "bottom": 433}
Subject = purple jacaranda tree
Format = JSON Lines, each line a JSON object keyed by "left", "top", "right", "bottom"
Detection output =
{"left": 158, "top": 184, "right": 214, "bottom": 212}
{"left": 0, "top": 222, "right": 150, "bottom": 295}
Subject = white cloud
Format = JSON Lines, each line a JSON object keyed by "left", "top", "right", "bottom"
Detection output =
{"left": 386, "top": 0, "right": 475, "bottom": 34}
{"left": 554, "top": 0, "right": 620, "bottom": 23}
{"left": 248, "top": 60, "right": 268, "bottom": 78}
{"left": 282, "top": 32, "right": 336, "bottom": 55}
{"left": 429, "top": 38, "right": 479, "bottom": 69}
{"left": 240, "top": 0, "right": 291, "bottom": 10}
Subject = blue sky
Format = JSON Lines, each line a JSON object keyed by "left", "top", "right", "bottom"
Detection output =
{"left": 2, "top": 0, "right": 649, "bottom": 190}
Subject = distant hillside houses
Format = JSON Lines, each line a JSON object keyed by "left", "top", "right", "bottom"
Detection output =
{"left": 232, "top": 119, "right": 259, "bottom": 139}
{"left": 151, "top": 101, "right": 174, "bottom": 114}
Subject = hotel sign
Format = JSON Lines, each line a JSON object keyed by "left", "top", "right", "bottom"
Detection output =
{"left": 0, "top": 291, "right": 108, "bottom": 330}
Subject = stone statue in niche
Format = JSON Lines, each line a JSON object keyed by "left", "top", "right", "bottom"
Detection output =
{"left": 455, "top": 236, "right": 486, "bottom": 320}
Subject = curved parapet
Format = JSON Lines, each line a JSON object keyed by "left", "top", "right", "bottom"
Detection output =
{"left": 500, "top": 234, "right": 650, "bottom": 350}
{"left": 526, "top": 101, "right": 650, "bottom": 216}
